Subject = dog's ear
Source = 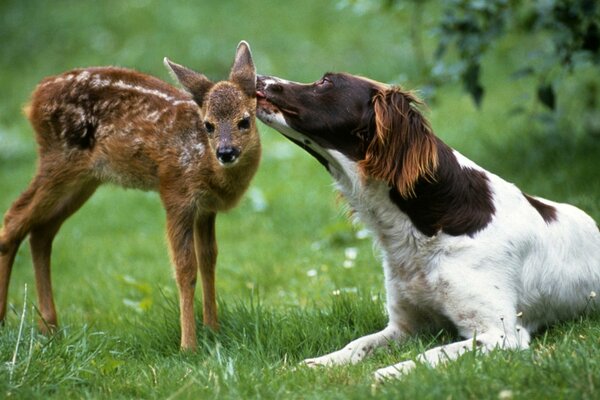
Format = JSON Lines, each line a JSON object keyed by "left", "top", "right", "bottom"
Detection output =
{"left": 359, "top": 88, "right": 438, "bottom": 198}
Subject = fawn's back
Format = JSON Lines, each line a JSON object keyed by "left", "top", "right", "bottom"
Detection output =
{"left": 29, "top": 67, "right": 205, "bottom": 191}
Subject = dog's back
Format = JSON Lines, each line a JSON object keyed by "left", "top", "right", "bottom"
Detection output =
{"left": 519, "top": 196, "right": 600, "bottom": 328}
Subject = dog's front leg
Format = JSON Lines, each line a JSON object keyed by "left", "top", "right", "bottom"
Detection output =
{"left": 193, "top": 212, "right": 219, "bottom": 331}
{"left": 373, "top": 338, "right": 479, "bottom": 381}
{"left": 374, "top": 327, "right": 532, "bottom": 381}
{"left": 303, "top": 325, "right": 406, "bottom": 367}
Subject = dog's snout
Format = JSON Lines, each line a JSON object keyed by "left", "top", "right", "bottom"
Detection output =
{"left": 216, "top": 146, "right": 240, "bottom": 165}
{"left": 256, "top": 76, "right": 283, "bottom": 97}
{"left": 257, "top": 75, "right": 266, "bottom": 88}
{"left": 256, "top": 75, "right": 266, "bottom": 98}
{"left": 269, "top": 83, "right": 283, "bottom": 93}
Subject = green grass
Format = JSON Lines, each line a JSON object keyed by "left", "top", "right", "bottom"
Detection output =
{"left": 1, "top": 0, "right": 600, "bottom": 399}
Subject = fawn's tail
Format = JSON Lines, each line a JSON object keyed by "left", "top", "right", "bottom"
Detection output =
{"left": 0, "top": 227, "right": 7, "bottom": 254}
{"left": 22, "top": 103, "right": 32, "bottom": 120}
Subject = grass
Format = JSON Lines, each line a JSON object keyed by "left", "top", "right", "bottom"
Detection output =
{"left": 1, "top": 0, "right": 600, "bottom": 399}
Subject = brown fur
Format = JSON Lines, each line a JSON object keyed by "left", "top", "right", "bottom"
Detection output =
{"left": 0, "top": 41, "right": 260, "bottom": 351}
{"left": 359, "top": 88, "right": 438, "bottom": 198}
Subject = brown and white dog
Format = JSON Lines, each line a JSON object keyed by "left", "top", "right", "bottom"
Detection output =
{"left": 256, "top": 72, "right": 600, "bottom": 380}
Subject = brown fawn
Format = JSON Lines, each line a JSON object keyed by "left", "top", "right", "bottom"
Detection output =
{"left": 0, "top": 41, "right": 261, "bottom": 351}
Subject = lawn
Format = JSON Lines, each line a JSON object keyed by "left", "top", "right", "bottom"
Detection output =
{"left": 1, "top": 1, "right": 599, "bottom": 399}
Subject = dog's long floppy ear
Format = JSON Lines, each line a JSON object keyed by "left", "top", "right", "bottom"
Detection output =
{"left": 229, "top": 40, "right": 256, "bottom": 98}
{"left": 164, "top": 58, "right": 214, "bottom": 107}
{"left": 359, "top": 88, "right": 438, "bottom": 198}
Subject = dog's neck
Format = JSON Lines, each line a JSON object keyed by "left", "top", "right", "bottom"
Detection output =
{"left": 326, "top": 150, "right": 425, "bottom": 253}
{"left": 326, "top": 141, "right": 497, "bottom": 242}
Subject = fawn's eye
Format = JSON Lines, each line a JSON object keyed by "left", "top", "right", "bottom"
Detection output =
{"left": 237, "top": 117, "right": 251, "bottom": 130}
{"left": 204, "top": 121, "right": 215, "bottom": 134}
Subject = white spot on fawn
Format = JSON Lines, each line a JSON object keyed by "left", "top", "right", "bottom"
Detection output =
{"left": 88, "top": 75, "right": 196, "bottom": 107}
{"left": 75, "top": 70, "right": 91, "bottom": 82}
{"left": 146, "top": 110, "right": 163, "bottom": 123}
{"left": 179, "top": 142, "right": 205, "bottom": 170}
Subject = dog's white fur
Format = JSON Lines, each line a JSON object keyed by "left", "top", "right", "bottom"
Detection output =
{"left": 258, "top": 78, "right": 600, "bottom": 380}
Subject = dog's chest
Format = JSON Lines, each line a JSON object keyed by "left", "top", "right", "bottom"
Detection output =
{"left": 335, "top": 171, "right": 445, "bottom": 298}
{"left": 336, "top": 175, "right": 440, "bottom": 263}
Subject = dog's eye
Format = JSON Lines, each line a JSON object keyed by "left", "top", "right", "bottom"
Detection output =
{"left": 237, "top": 117, "right": 251, "bottom": 130}
{"left": 317, "top": 76, "right": 333, "bottom": 87}
{"left": 204, "top": 121, "right": 215, "bottom": 134}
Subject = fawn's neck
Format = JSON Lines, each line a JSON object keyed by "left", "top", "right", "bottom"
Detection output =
{"left": 203, "top": 144, "right": 261, "bottom": 211}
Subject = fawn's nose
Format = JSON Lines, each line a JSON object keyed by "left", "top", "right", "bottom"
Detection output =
{"left": 216, "top": 146, "right": 240, "bottom": 165}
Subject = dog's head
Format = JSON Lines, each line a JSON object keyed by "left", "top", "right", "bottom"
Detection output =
{"left": 256, "top": 73, "right": 438, "bottom": 198}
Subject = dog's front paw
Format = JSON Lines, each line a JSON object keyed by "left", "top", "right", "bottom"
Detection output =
{"left": 374, "top": 360, "right": 416, "bottom": 381}
{"left": 302, "top": 357, "right": 325, "bottom": 368}
{"left": 302, "top": 348, "right": 357, "bottom": 367}
{"left": 302, "top": 354, "right": 339, "bottom": 368}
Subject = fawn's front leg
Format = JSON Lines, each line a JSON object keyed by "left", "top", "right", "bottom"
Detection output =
{"left": 193, "top": 212, "right": 219, "bottom": 331}
{"left": 164, "top": 206, "right": 198, "bottom": 351}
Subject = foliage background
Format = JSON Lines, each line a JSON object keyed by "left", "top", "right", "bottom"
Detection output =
{"left": 0, "top": 0, "right": 599, "bottom": 399}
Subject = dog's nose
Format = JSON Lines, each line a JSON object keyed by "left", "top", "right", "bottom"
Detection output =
{"left": 256, "top": 75, "right": 267, "bottom": 97}
{"left": 216, "top": 146, "right": 240, "bottom": 165}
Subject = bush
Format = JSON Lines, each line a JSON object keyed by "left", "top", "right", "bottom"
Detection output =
{"left": 340, "top": 0, "right": 600, "bottom": 134}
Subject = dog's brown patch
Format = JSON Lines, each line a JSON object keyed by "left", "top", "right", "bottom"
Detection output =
{"left": 389, "top": 142, "right": 495, "bottom": 237}
{"left": 523, "top": 193, "right": 558, "bottom": 224}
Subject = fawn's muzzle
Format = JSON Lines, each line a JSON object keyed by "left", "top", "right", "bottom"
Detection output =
{"left": 216, "top": 146, "right": 240, "bottom": 165}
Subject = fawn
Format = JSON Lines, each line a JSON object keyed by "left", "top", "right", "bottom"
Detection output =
{"left": 0, "top": 41, "right": 261, "bottom": 350}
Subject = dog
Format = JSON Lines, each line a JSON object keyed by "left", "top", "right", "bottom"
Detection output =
{"left": 0, "top": 41, "right": 261, "bottom": 351}
{"left": 255, "top": 72, "right": 600, "bottom": 379}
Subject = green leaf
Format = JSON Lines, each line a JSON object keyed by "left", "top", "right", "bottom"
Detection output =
{"left": 462, "top": 62, "right": 485, "bottom": 107}
{"left": 537, "top": 83, "right": 556, "bottom": 110}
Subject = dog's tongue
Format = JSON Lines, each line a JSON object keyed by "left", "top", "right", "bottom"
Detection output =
{"left": 256, "top": 90, "right": 266, "bottom": 99}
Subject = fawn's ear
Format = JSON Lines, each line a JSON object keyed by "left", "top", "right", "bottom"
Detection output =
{"left": 229, "top": 40, "right": 256, "bottom": 98}
{"left": 164, "top": 58, "right": 214, "bottom": 107}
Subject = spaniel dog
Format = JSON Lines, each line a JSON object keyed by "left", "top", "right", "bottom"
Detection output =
{"left": 256, "top": 72, "right": 600, "bottom": 380}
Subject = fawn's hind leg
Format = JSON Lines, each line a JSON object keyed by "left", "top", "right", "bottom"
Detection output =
{"left": 0, "top": 242, "right": 21, "bottom": 326}
{"left": 0, "top": 161, "right": 97, "bottom": 330}
{"left": 28, "top": 182, "right": 98, "bottom": 332}
{"left": 1, "top": 175, "right": 47, "bottom": 324}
